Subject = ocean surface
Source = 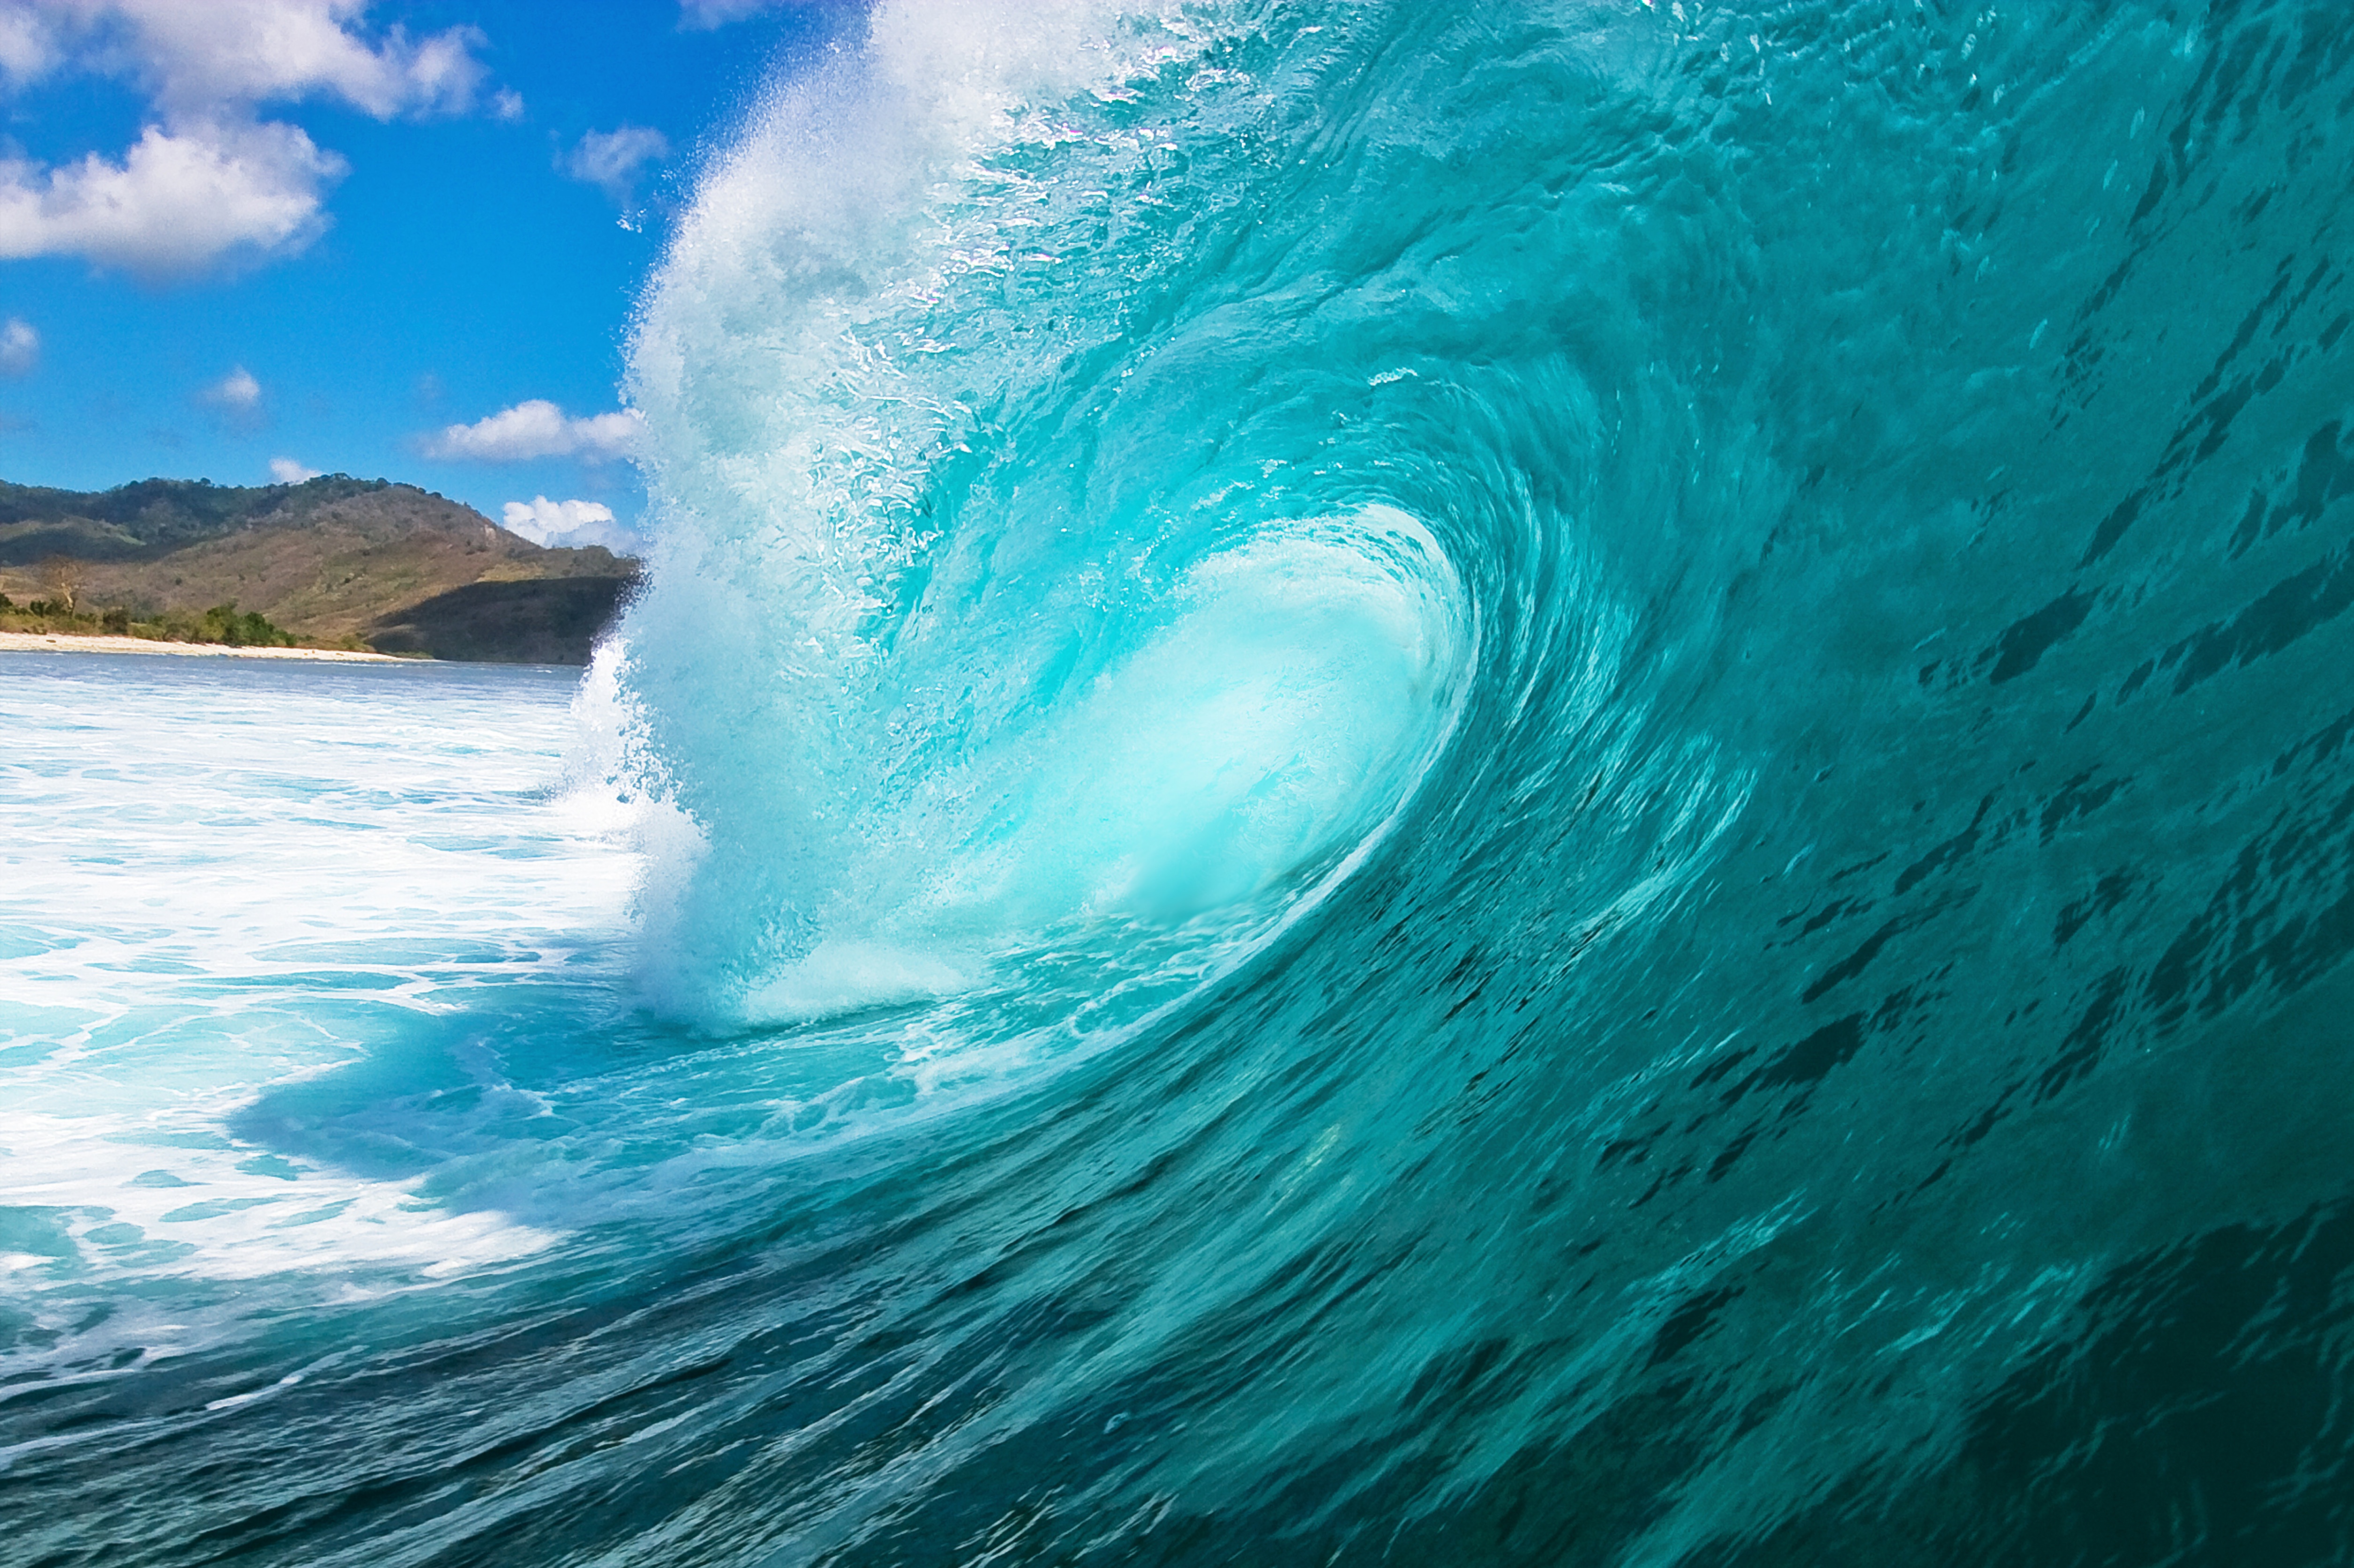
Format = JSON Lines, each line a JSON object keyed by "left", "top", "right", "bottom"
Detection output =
{"left": 12, "top": 1, "right": 2354, "bottom": 1562}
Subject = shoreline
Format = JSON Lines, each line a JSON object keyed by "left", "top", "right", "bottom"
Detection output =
{"left": 0, "top": 630, "right": 412, "bottom": 663}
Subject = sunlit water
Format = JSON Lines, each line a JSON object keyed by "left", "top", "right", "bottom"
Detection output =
{"left": 13, "top": 2, "right": 2354, "bottom": 1564}
{"left": 0, "top": 656, "right": 629, "bottom": 1309}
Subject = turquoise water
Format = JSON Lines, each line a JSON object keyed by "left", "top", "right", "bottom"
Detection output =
{"left": 12, "top": 1, "right": 2354, "bottom": 1561}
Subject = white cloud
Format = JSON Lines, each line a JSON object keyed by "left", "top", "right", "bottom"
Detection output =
{"left": 502, "top": 495, "right": 637, "bottom": 553}
{"left": 678, "top": 0, "right": 807, "bottom": 28}
{"left": 0, "top": 1, "right": 488, "bottom": 117}
{"left": 0, "top": 8, "right": 51, "bottom": 82}
{"left": 564, "top": 125, "right": 667, "bottom": 204}
{"left": 270, "top": 455, "right": 320, "bottom": 482}
{"left": 0, "top": 1, "right": 499, "bottom": 274}
{"left": 197, "top": 364, "right": 266, "bottom": 431}
{"left": 205, "top": 364, "right": 262, "bottom": 409}
{"left": 0, "top": 121, "right": 342, "bottom": 275}
{"left": 0, "top": 315, "right": 36, "bottom": 375}
{"left": 424, "top": 399, "right": 642, "bottom": 463}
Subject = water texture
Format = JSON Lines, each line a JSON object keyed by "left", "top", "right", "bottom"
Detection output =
{"left": 10, "top": 1, "right": 2354, "bottom": 1561}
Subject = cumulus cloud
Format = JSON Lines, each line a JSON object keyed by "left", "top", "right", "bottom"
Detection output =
{"left": 424, "top": 399, "right": 642, "bottom": 463}
{"left": 502, "top": 495, "right": 637, "bottom": 552}
{"left": 0, "top": 8, "right": 46, "bottom": 82}
{"left": 196, "top": 363, "right": 266, "bottom": 430}
{"left": 0, "top": 315, "right": 35, "bottom": 375}
{"left": 269, "top": 455, "right": 320, "bottom": 482}
{"left": 0, "top": 1, "right": 487, "bottom": 115}
{"left": 0, "top": 121, "right": 343, "bottom": 276}
{"left": 564, "top": 125, "right": 667, "bottom": 205}
{"left": 204, "top": 364, "right": 262, "bottom": 408}
{"left": 0, "top": 1, "right": 499, "bottom": 275}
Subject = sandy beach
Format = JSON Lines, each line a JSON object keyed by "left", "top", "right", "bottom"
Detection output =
{"left": 0, "top": 630, "right": 409, "bottom": 662}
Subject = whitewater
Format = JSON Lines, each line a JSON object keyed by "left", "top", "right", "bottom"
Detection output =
{"left": 10, "top": 1, "right": 2354, "bottom": 1562}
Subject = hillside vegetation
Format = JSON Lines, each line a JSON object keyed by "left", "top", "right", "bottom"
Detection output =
{"left": 0, "top": 476, "right": 638, "bottom": 663}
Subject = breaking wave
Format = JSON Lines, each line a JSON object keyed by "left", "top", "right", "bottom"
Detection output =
{"left": 15, "top": 3, "right": 2354, "bottom": 1564}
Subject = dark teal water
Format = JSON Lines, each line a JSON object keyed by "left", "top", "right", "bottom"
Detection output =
{"left": 11, "top": 2, "right": 2354, "bottom": 1562}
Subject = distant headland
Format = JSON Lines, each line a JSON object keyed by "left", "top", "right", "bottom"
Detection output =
{"left": 0, "top": 475, "right": 639, "bottom": 665}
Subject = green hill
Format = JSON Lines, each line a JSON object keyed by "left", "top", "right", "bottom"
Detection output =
{"left": 0, "top": 475, "right": 639, "bottom": 663}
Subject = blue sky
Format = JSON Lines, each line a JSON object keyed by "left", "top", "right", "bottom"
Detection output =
{"left": 0, "top": 0, "right": 855, "bottom": 550}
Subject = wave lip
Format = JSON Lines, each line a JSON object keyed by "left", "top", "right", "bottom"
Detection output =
{"left": 617, "top": 0, "right": 1477, "bottom": 1030}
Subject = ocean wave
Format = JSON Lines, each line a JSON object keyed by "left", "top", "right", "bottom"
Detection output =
{"left": 14, "top": 2, "right": 2354, "bottom": 1562}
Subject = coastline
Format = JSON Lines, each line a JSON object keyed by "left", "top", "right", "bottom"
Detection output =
{"left": 0, "top": 630, "right": 412, "bottom": 663}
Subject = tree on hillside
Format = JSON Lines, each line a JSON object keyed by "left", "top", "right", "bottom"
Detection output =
{"left": 38, "top": 554, "right": 82, "bottom": 612}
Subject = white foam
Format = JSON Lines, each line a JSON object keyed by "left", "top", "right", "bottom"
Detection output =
{"left": 1, "top": 1106, "right": 563, "bottom": 1286}
{"left": 0, "top": 658, "right": 633, "bottom": 1359}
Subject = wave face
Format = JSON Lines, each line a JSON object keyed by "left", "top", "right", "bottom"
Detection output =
{"left": 17, "top": 2, "right": 2354, "bottom": 1563}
